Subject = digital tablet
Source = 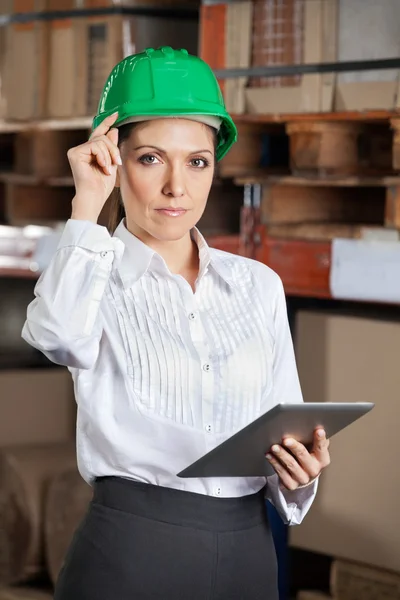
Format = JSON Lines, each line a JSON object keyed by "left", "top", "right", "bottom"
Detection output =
{"left": 177, "top": 402, "right": 374, "bottom": 479}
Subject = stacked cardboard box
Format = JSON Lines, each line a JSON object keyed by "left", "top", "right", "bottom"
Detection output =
{"left": 291, "top": 310, "right": 400, "bottom": 574}
{"left": 201, "top": 0, "right": 400, "bottom": 115}
{"left": 292, "top": 310, "right": 400, "bottom": 598}
{"left": 1, "top": 0, "right": 199, "bottom": 120}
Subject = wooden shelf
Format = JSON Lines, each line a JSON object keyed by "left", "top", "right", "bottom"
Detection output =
{"left": 232, "top": 109, "right": 400, "bottom": 125}
{"left": 0, "top": 117, "right": 92, "bottom": 134}
{"left": 0, "top": 172, "right": 74, "bottom": 186}
{"left": 1, "top": 108, "right": 398, "bottom": 136}
{"left": 235, "top": 174, "right": 400, "bottom": 187}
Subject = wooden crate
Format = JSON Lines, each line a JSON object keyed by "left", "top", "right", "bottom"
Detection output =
{"left": 286, "top": 121, "right": 393, "bottom": 177}
{"left": 5, "top": 180, "right": 73, "bottom": 225}
{"left": 330, "top": 560, "right": 400, "bottom": 600}
{"left": 218, "top": 123, "right": 287, "bottom": 178}
{"left": 14, "top": 128, "right": 88, "bottom": 178}
{"left": 235, "top": 174, "right": 400, "bottom": 241}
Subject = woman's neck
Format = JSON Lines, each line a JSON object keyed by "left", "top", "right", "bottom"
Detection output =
{"left": 125, "top": 219, "right": 200, "bottom": 277}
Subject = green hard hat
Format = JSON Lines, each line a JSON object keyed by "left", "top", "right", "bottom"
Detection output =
{"left": 92, "top": 46, "right": 237, "bottom": 161}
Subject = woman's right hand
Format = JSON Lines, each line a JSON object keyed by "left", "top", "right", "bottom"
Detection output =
{"left": 68, "top": 112, "right": 122, "bottom": 222}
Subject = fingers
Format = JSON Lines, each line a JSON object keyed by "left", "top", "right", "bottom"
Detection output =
{"left": 70, "top": 134, "right": 122, "bottom": 176}
{"left": 90, "top": 140, "right": 115, "bottom": 175}
{"left": 311, "top": 428, "right": 331, "bottom": 468}
{"left": 107, "top": 127, "right": 119, "bottom": 147}
{"left": 267, "top": 445, "right": 311, "bottom": 489}
{"left": 266, "top": 429, "right": 331, "bottom": 492}
{"left": 282, "top": 438, "right": 322, "bottom": 480}
{"left": 92, "top": 134, "right": 122, "bottom": 168}
{"left": 90, "top": 111, "right": 119, "bottom": 140}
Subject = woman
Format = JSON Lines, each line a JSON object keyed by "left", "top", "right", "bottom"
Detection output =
{"left": 22, "top": 47, "right": 330, "bottom": 600}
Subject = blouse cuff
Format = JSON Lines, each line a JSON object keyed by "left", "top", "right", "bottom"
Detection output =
{"left": 57, "top": 219, "right": 124, "bottom": 258}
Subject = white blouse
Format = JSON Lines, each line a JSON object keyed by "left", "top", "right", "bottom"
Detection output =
{"left": 22, "top": 218, "right": 318, "bottom": 525}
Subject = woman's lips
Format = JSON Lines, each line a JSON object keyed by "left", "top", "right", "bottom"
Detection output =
{"left": 155, "top": 208, "right": 187, "bottom": 217}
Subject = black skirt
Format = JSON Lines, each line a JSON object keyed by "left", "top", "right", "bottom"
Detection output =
{"left": 54, "top": 476, "right": 279, "bottom": 600}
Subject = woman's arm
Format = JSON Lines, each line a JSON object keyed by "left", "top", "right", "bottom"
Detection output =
{"left": 22, "top": 219, "right": 123, "bottom": 370}
{"left": 254, "top": 265, "right": 328, "bottom": 524}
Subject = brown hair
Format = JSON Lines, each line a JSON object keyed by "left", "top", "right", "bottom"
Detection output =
{"left": 108, "top": 123, "right": 134, "bottom": 234}
{"left": 108, "top": 121, "right": 218, "bottom": 234}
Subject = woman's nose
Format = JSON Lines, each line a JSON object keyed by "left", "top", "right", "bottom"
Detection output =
{"left": 162, "top": 165, "right": 186, "bottom": 197}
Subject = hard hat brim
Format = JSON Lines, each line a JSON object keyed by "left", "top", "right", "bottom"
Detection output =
{"left": 92, "top": 105, "right": 237, "bottom": 162}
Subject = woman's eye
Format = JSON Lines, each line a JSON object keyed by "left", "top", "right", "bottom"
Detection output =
{"left": 140, "top": 155, "right": 159, "bottom": 165}
{"left": 190, "top": 158, "right": 208, "bottom": 168}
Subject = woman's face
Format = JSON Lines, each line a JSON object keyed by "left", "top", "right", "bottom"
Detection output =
{"left": 118, "top": 118, "right": 215, "bottom": 242}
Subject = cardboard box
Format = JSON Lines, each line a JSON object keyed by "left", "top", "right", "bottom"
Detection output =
{"left": 245, "top": 0, "right": 337, "bottom": 114}
{"left": 243, "top": 0, "right": 400, "bottom": 114}
{"left": 47, "top": 3, "right": 198, "bottom": 118}
{"left": 290, "top": 311, "right": 400, "bottom": 573}
{"left": 335, "top": 0, "right": 400, "bottom": 112}
{"left": 3, "top": 0, "right": 198, "bottom": 120}
{"left": 331, "top": 559, "right": 400, "bottom": 600}
{"left": 0, "top": 368, "right": 76, "bottom": 446}
{"left": 4, "top": 0, "right": 48, "bottom": 120}
{"left": 4, "top": 0, "right": 48, "bottom": 121}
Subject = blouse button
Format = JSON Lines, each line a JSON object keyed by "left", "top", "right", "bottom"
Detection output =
{"left": 205, "top": 424, "right": 212, "bottom": 433}
{"left": 100, "top": 251, "right": 108, "bottom": 258}
{"left": 203, "top": 363, "right": 211, "bottom": 372}
{"left": 188, "top": 312, "right": 196, "bottom": 321}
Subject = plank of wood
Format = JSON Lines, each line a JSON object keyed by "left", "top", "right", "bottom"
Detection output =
{"left": 235, "top": 175, "right": 400, "bottom": 187}
{"left": 0, "top": 117, "right": 92, "bottom": 133}
{"left": 266, "top": 223, "right": 387, "bottom": 241}
{"left": 0, "top": 109, "right": 398, "bottom": 136}
{"left": 232, "top": 110, "right": 400, "bottom": 124}
{"left": 0, "top": 173, "right": 74, "bottom": 186}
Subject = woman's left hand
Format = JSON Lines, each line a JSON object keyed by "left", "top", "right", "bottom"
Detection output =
{"left": 266, "top": 428, "right": 330, "bottom": 491}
